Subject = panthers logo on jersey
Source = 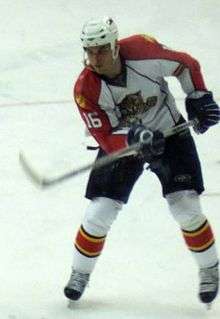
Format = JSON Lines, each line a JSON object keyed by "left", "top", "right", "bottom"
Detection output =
{"left": 117, "top": 91, "right": 157, "bottom": 125}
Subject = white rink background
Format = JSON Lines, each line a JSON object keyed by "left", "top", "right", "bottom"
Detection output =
{"left": 0, "top": 1, "right": 220, "bottom": 318}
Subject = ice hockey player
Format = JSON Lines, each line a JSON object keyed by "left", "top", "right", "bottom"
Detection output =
{"left": 64, "top": 16, "right": 220, "bottom": 307}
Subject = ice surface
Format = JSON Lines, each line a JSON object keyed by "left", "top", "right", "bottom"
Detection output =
{"left": 0, "top": 1, "right": 220, "bottom": 318}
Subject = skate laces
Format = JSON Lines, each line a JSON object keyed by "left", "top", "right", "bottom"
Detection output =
{"left": 68, "top": 270, "right": 90, "bottom": 292}
{"left": 199, "top": 264, "right": 219, "bottom": 293}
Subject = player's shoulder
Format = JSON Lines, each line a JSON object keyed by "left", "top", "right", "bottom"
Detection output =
{"left": 74, "top": 67, "right": 101, "bottom": 106}
{"left": 119, "top": 34, "right": 162, "bottom": 60}
{"left": 74, "top": 68, "right": 101, "bottom": 96}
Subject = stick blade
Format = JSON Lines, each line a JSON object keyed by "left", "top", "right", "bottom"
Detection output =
{"left": 19, "top": 151, "right": 45, "bottom": 187}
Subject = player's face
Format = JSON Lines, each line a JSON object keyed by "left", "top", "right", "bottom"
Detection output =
{"left": 85, "top": 44, "right": 117, "bottom": 76}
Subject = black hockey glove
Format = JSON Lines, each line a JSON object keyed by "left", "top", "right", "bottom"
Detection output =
{"left": 127, "top": 124, "right": 165, "bottom": 163}
{"left": 185, "top": 91, "right": 220, "bottom": 134}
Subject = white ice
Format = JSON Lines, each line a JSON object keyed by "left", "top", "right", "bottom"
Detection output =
{"left": 0, "top": 1, "right": 220, "bottom": 318}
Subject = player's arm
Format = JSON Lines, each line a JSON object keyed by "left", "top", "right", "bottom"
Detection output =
{"left": 145, "top": 40, "right": 206, "bottom": 94}
{"left": 151, "top": 40, "right": 220, "bottom": 133}
{"left": 74, "top": 92, "right": 128, "bottom": 154}
{"left": 121, "top": 34, "right": 207, "bottom": 94}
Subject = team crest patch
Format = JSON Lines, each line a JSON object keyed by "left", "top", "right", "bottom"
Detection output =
{"left": 140, "top": 34, "right": 156, "bottom": 43}
{"left": 75, "top": 94, "right": 88, "bottom": 109}
{"left": 117, "top": 91, "right": 157, "bottom": 125}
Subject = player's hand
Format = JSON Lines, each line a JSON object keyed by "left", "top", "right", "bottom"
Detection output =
{"left": 127, "top": 124, "right": 165, "bottom": 162}
{"left": 186, "top": 91, "right": 220, "bottom": 134}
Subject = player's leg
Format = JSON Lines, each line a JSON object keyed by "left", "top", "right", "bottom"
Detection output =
{"left": 64, "top": 196, "right": 122, "bottom": 301}
{"left": 166, "top": 189, "right": 218, "bottom": 305}
{"left": 64, "top": 150, "right": 144, "bottom": 301}
{"left": 150, "top": 130, "right": 219, "bottom": 305}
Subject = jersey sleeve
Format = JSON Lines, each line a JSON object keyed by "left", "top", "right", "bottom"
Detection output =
{"left": 153, "top": 44, "right": 207, "bottom": 94}
{"left": 120, "top": 34, "right": 207, "bottom": 94}
{"left": 74, "top": 70, "right": 127, "bottom": 154}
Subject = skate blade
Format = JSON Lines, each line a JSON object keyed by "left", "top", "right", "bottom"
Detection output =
{"left": 206, "top": 303, "right": 212, "bottom": 310}
{"left": 67, "top": 300, "right": 76, "bottom": 309}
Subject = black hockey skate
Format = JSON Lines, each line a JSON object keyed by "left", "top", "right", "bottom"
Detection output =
{"left": 64, "top": 269, "right": 90, "bottom": 301}
{"left": 199, "top": 262, "right": 219, "bottom": 308}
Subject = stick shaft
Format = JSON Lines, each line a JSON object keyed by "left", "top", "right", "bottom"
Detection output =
{"left": 20, "top": 120, "right": 194, "bottom": 187}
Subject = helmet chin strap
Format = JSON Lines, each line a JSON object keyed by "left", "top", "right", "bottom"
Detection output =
{"left": 82, "top": 51, "right": 88, "bottom": 67}
{"left": 112, "top": 45, "right": 119, "bottom": 60}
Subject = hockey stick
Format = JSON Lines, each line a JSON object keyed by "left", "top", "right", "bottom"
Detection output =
{"left": 19, "top": 120, "right": 195, "bottom": 188}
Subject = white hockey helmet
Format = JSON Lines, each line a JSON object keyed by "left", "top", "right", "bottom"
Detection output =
{"left": 80, "top": 17, "right": 118, "bottom": 51}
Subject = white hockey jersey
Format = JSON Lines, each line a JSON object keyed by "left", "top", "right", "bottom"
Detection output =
{"left": 74, "top": 34, "right": 207, "bottom": 153}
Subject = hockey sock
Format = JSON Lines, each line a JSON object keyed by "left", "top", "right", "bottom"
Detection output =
{"left": 182, "top": 219, "right": 218, "bottom": 268}
{"left": 75, "top": 224, "right": 106, "bottom": 258}
{"left": 72, "top": 225, "right": 106, "bottom": 273}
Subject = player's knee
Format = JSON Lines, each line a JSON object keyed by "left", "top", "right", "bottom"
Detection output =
{"left": 166, "top": 190, "right": 206, "bottom": 230}
{"left": 82, "top": 197, "right": 123, "bottom": 236}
